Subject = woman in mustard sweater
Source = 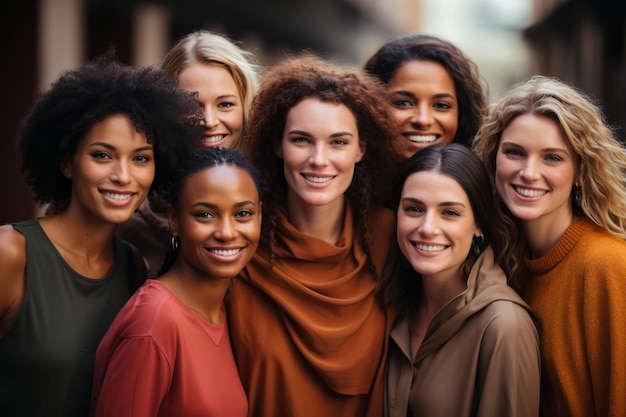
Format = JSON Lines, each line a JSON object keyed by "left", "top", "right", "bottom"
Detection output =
{"left": 473, "top": 75, "right": 626, "bottom": 417}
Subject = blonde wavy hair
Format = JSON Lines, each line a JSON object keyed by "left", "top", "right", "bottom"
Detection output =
{"left": 161, "top": 30, "right": 260, "bottom": 150}
{"left": 473, "top": 75, "right": 626, "bottom": 288}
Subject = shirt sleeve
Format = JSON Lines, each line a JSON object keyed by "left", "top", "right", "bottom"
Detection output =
{"left": 91, "top": 336, "right": 172, "bottom": 417}
{"left": 476, "top": 302, "right": 541, "bottom": 417}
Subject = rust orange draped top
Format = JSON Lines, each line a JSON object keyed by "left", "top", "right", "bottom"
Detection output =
{"left": 227, "top": 204, "right": 395, "bottom": 417}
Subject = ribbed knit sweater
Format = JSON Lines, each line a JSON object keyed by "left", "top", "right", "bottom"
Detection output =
{"left": 522, "top": 218, "right": 626, "bottom": 417}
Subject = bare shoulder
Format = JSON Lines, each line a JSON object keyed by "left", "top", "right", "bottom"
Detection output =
{"left": 0, "top": 224, "right": 27, "bottom": 336}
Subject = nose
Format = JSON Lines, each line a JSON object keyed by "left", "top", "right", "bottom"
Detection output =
{"left": 201, "top": 106, "right": 219, "bottom": 128}
{"left": 417, "top": 210, "right": 438, "bottom": 236}
{"left": 309, "top": 144, "right": 329, "bottom": 167}
{"left": 214, "top": 217, "right": 237, "bottom": 241}
{"left": 410, "top": 103, "right": 433, "bottom": 128}
{"left": 110, "top": 160, "right": 131, "bottom": 185}
{"left": 520, "top": 157, "right": 541, "bottom": 181}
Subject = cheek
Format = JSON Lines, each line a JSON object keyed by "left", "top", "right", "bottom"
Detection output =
{"left": 229, "top": 110, "right": 245, "bottom": 132}
{"left": 243, "top": 221, "right": 262, "bottom": 244}
{"left": 391, "top": 108, "right": 405, "bottom": 125}
{"left": 396, "top": 214, "right": 414, "bottom": 245}
{"left": 139, "top": 165, "right": 156, "bottom": 188}
{"left": 443, "top": 113, "right": 459, "bottom": 140}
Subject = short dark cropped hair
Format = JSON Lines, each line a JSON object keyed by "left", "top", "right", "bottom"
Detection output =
{"left": 19, "top": 51, "right": 201, "bottom": 213}
{"left": 168, "top": 146, "right": 262, "bottom": 210}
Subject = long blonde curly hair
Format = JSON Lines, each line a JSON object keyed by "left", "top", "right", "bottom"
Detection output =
{"left": 473, "top": 75, "right": 626, "bottom": 289}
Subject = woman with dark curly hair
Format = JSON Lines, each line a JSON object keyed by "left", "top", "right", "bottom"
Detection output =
{"left": 364, "top": 33, "right": 487, "bottom": 159}
{"left": 0, "top": 54, "right": 199, "bottom": 417}
{"left": 226, "top": 54, "right": 403, "bottom": 417}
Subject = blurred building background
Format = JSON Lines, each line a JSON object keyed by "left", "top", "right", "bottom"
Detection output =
{"left": 1, "top": 0, "right": 624, "bottom": 223}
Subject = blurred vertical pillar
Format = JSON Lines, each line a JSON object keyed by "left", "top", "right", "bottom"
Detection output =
{"left": 33, "top": 0, "right": 84, "bottom": 217}
{"left": 39, "top": 0, "right": 84, "bottom": 89}
{"left": 133, "top": 5, "right": 170, "bottom": 68}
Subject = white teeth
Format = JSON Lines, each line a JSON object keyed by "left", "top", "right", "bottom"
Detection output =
{"left": 103, "top": 192, "right": 132, "bottom": 200}
{"left": 211, "top": 248, "right": 241, "bottom": 256}
{"left": 515, "top": 187, "right": 547, "bottom": 197}
{"left": 415, "top": 243, "right": 446, "bottom": 252}
{"left": 407, "top": 135, "right": 437, "bottom": 143}
{"left": 304, "top": 175, "right": 332, "bottom": 183}
{"left": 203, "top": 135, "right": 226, "bottom": 143}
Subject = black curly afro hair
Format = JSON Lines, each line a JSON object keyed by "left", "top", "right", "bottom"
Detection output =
{"left": 19, "top": 50, "right": 202, "bottom": 214}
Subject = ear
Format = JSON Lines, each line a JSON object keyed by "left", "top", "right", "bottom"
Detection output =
{"left": 61, "top": 157, "right": 73, "bottom": 179}
{"left": 355, "top": 140, "right": 366, "bottom": 163}
{"left": 167, "top": 205, "right": 178, "bottom": 237}
{"left": 274, "top": 140, "right": 283, "bottom": 159}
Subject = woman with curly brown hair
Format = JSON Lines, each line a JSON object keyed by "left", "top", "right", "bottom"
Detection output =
{"left": 227, "top": 54, "right": 402, "bottom": 417}
{"left": 0, "top": 54, "right": 199, "bottom": 417}
{"left": 364, "top": 33, "right": 487, "bottom": 159}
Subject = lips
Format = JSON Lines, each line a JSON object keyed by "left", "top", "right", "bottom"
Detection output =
{"left": 203, "top": 134, "right": 227, "bottom": 144}
{"left": 302, "top": 174, "right": 334, "bottom": 183}
{"left": 405, "top": 134, "right": 437, "bottom": 143}
{"left": 101, "top": 190, "right": 136, "bottom": 206}
{"left": 209, "top": 248, "right": 242, "bottom": 257}
{"left": 514, "top": 186, "right": 548, "bottom": 197}
{"left": 414, "top": 242, "right": 447, "bottom": 252}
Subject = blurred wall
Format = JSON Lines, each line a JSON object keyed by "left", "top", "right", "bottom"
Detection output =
{"left": 2, "top": 0, "right": 624, "bottom": 223}
{"left": 525, "top": 0, "right": 625, "bottom": 141}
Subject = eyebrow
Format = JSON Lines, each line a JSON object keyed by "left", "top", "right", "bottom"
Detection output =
{"left": 401, "top": 196, "right": 466, "bottom": 208}
{"left": 393, "top": 90, "right": 456, "bottom": 100}
{"left": 217, "top": 94, "right": 239, "bottom": 100}
{"left": 287, "top": 129, "right": 354, "bottom": 138}
{"left": 191, "top": 200, "right": 257, "bottom": 209}
{"left": 500, "top": 141, "right": 570, "bottom": 154}
{"left": 88, "top": 141, "right": 153, "bottom": 153}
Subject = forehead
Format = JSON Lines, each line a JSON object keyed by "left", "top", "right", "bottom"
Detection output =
{"left": 500, "top": 113, "right": 572, "bottom": 150}
{"left": 389, "top": 60, "right": 455, "bottom": 92}
{"left": 177, "top": 63, "right": 239, "bottom": 95}
{"left": 285, "top": 98, "right": 357, "bottom": 131}
{"left": 182, "top": 165, "right": 257, "bottom": 198}
{"left": 402, "top": 170, "right": 469, "bottom": 202}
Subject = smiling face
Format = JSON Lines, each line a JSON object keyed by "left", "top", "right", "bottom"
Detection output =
{"left": 178, "top": 63, "right": 244, "bottom": 148}
{"left": 397, "top": 170, "right": 480, "bottom": 281}
{"left": 388, "top": 60, "right": 459, "bottom": 159}
{"left": 495, "top": 113, "right": 577, "bottom": 233}
{"left": 276, "top": 98, "right": 364, "bottom": 212}
{"left": 63, "top": 114, "right": 155, "bottom": 224}
{"left": 169, "top": 164, "right": 261, "bottom": 279}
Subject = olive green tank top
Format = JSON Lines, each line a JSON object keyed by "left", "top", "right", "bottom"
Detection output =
{"left": 0, "top": 219, "right": 135, "bottom": 417}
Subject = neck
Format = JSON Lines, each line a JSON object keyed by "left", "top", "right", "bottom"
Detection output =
{"left": 286, "top": 194, "right": 346, "bottom": 245}
{"left": 40, "top": 210, "right": 116, "bottom": 258}
{"left": 523, "top": 210, "right": 574, "bottom": 259}
{"left": 158, "top": 261, "right": 231, "bottom": 325}
{"left": 419, "top": 269, "right": 466, "bottom": 318}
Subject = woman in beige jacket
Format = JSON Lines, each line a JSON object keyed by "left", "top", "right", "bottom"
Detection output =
{"left": 383, "top": 143, "right": 540, "bottom": 417}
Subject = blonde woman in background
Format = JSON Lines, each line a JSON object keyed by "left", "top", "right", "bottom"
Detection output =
{"left": 117, "top": 30, "right": 260, "bottom": 277}
{"left": 473, "top": 75, "right": 626, "bottom": 417}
